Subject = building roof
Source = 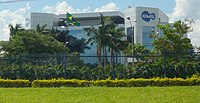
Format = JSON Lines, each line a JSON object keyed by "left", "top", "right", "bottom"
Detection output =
{"left": 59, "top": 11, "right": 124, "bottom": 19}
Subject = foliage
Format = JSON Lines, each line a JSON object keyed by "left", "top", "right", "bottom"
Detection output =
{"left": 0, "top": 64, "right": 64, "bottom": 81}
{"left": 0, "top": 30, "right": 69, "bottom": 55}
{"left": 85, "top": 13, "right": 111, "bottom": 65}
{"left": 8, "top": 24, "right": 24, "bottom": 38}
{"left": 54, "top": 30, "right": 90, "bottom": 53}
{"left": 0, "top": 59, "right": 199, "bottom": 80}
{"left": 123, "top": 43, "right": 150, "bottom": 62}
{"left": 32, "top": 79, "right": 89, "bottom": 87}
{"left": 36, "top": 24, "right": 48, "bottom": 33}
{"left": 32, "top": 77, "right": 200, "bottom": 87}
{"left": 85, "top": 14, "right": 127, "bottom": 66}
{"left": 66, "top": 52, "right": 85, "bottom": 68}
{"left": 151, "top": 21, "right": 193, "bottom": 56}
{"left": 65, "top": 35, "right": 90, "bottom": 53}
{"left": 106, "top": 23, "right": 128, "bottom": 65}
{"left": 0, "top": 79, "right": 30, "bottom": 87}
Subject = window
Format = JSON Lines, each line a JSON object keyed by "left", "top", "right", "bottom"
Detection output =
{"left": 127, "top": 27, "right": 134, "bottom": 43}
{"left": 143, "top": 26, "right": 155, "bottom": 50}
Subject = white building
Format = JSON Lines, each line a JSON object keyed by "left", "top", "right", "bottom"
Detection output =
{"left": 31, "top": 7, "right": 169, "bottom": 64}
{"left": 125, "top": 7, "right": 169, "bottom": 49}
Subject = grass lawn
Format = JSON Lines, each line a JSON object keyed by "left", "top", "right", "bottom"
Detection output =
{"left": 0, "top": 86, "right": 199, "bottom": 103}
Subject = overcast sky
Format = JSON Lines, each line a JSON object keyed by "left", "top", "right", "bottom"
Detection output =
{"left": 0, "top": 0, "right": 200, "bottom": 46}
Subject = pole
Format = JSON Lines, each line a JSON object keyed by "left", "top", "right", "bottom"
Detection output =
{"left": 132, "top": 25, "right": 134, "bottom": 66}
{"left": 127, "top": 17, "right": 134, "bottom": 66}
{"left": 163, "top": 49, "right": 167, "bottom": 77}
{"left": 62, "top": 13, "right": 69, "bottom": 79}
{"left": 63, "top": 53, "right": 67, "bottom": 79}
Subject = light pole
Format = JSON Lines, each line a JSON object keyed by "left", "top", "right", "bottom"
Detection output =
{"left": 127, "top": 17, "right": 134, "bottom": 66}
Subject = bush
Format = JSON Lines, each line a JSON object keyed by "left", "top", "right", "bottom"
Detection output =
{"left": 32, "top": 79, "right": 90, "bottom": 87}
{"left": 0, "top": 60, "right": 200, "bottom": 80}
{"left": 0, "top": 79, "right": 30, "bottom": 87}
{"left": 32, "top": 78, "right": 200, "bottom": 87}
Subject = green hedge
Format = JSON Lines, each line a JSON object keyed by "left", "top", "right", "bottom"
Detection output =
{"left": 32, "top": 79, "right": 89, "bottom": 87}
{"left": 0, "top": 78, "right": 199, "bottom": 88}
{"left": 0, "top": 79, "right": 30, "bottom": 87}
{"left": 32, "top": 78, "right": 200, "bottom": 87}
{"left": 0, "top": 61, "right": 200, "bottom": 80}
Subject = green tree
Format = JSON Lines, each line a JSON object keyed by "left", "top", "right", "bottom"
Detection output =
{"left": 35, "top": 25, "right": 90, "bottom": 54}
{"left": 36, "top": 24, "right": 48, "bottom": 33}
{"left": 107, "top": 24, "right": 128, "bottom": 65}
{"left": 151, "top": 20, "right": 193, "bottom": 61}
{"left": 0, "top": 30, "right": 68, "bottom": 55}
{"left": 85, "top": 13, "right": 111, "bottom": 66}
{"left": 8, "top": 24, "right": 24, "bottom": 39}
{"left": 123, "top": 43, "right": 150, "bottom": 63}
{"left": 54, "top": 30, "right": 90, "bottom": 53}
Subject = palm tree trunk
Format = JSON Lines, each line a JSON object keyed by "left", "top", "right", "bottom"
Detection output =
{"left": 116, "top": 53, "right": 118, "bottom": 65}
{"left": 110, "top": 49, "right": 114, "bottom": 66}
{"left": 97, "top": 47, "right": 102, "bottom": 66}
{"left": 104, "top": 46, "right": 108, "bottom": 66}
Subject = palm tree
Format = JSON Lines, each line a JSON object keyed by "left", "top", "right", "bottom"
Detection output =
{"left": 36, "top": 24, "right": 48, "bottom": 33}
{"left": 9, "top": 24, "right": 23, "bottom": 39}
{"left": 66, "top": 36, "right": 90, "bottom": 53}
{"left": 123, "top": 43, "right": 150, "bottom": 63}
{"left": 49, "top": 29, "right": 90, "bottom": 53}
{"left": 107, "top": 24, "right": 127, "bottom": 65}
{"left": 85, "top": 26, "right": 103, "bottom": 66}
{"left": 85, "top": 13, "right": 111, "bottom": 66}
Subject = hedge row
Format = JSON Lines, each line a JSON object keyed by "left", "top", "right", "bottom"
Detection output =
{"left": 1, "top": 78, "right": 200, "bottom": 88}
{"left": 0, "top": 79, "right": 30, "bottom": 87}
{"left": 1, "top": 61, "right": 200, "bottom": 80}
{"left": 32, "top": 78, "right": 200, "bottom": 87}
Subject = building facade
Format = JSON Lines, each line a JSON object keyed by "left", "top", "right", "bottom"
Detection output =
{"left": 125, "top": 7, "right": 169, "bottom": 49}
{"left": 31, "top": 7, "right": 169, "bottom": 64}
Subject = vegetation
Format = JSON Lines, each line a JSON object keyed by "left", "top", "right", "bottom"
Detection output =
{"left": 1, "top": 24, "right": 69, "bottom": 55}
{"left": 150, "top": 20, "right": 193, "bottom": 62}
{"left": 0, "top": 79, "right": 30, "bottom": 87}
{"left": 0, "top": 87, "right": 199, "bottom": 103}
{"left": 0, "top": 30, "right": 68, "bottom": 55}
{"left": 0, "top": 18, "right": 199, "bottom": 80}
{"left": 85, "top": 13, "right": 128, "bottom": 66}
{"left": 32, "top": 77, "right": 200, "bottom": 87}
{"left": 0, "top": 60, "right": 199, "bottom": 80}
{"left": 8, "top": 24, "right": 24, "bottom": 39}
{"left": 55, "top": 30, "right": 90, "bottom": 53}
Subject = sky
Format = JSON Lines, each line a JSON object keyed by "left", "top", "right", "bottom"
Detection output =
{"left": 0, "top": 0, "right": 200, "bottom": 46}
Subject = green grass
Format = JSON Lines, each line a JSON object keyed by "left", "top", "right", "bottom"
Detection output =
{"left": 0, "top": 86, "right": 199, "bottom": 103}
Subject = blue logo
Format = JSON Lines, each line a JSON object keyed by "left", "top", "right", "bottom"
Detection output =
{"left": 141, "top": 11, "right": 156, "bottom": 22}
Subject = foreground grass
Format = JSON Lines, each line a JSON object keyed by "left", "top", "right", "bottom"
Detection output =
{"left": 0, "top": 86, "right": 199, "bottom": 103}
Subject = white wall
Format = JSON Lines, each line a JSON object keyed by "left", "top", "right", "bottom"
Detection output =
{"left": 31, "top": 13, "right": 58, "bottom": 30}
{"left": 125, "top": 7, "right": 169, "bottom": 45}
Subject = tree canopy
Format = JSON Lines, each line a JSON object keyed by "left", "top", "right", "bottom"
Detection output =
{"left": 151, "top": 20, "right": 193, "bottom": 54}
{"left": 0, "top": 29, "right": 69, "bottom": 55}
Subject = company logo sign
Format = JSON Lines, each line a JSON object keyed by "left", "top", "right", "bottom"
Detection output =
{"left": 141, "top": 11, "right": 156, "bottom": 22}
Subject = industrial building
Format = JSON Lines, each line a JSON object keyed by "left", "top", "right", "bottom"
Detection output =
{"left": 31, "top": 7, "right": 169, "bottom": 64}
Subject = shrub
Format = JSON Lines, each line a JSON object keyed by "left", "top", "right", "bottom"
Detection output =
{"left": 32, "top": 79, "right": 90, "bottom": 87}
{"left": 32, "top": 78, "right": 200, "bottom": 87}
{"left": 0, "top": 79, "right": 30, "bottom": 87}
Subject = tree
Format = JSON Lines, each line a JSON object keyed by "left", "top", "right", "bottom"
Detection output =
{"left": 36, "top": 24, "right": 48, "bottom": 33}
{"left": 85, "top": 13, "right": 111, "bottom": 66}
{"left": 54, "top": 30, "right": 90, "bottom": 53}
{"left": 123, "top": 43, "right": 150, "bottom": 63}
{"left": 0, "top": 30, "right": 69, "bottom": 55}
{"left": 107, "top": 23, "right": 128, "bottom": 65}
{"left": 8, "top": 24, "right": 23, "bottom": 39}
{"left": 151, "top": 20, "right": 193, "bottom": 61}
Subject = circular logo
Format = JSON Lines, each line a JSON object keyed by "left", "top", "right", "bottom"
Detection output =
{"left": 141, "top": 11, "right": 156, "bottom": 22}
